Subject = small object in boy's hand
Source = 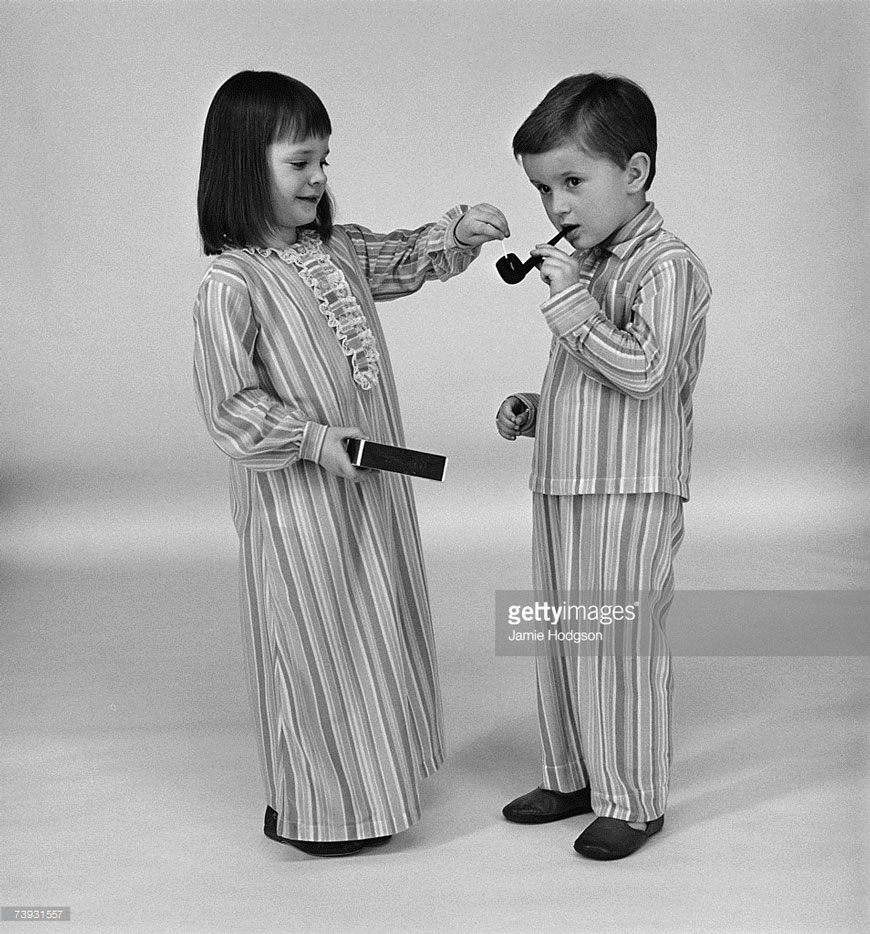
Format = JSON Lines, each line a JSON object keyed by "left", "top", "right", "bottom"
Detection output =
{"left": 496, "top": 226, "right": 577, "bottom": 284}
{"left": 344, "top": 438, "right": 448, "bottom": 482}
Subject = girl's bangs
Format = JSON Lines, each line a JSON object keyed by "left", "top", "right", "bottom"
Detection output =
{"left": 272, "top": 98, "right": 331, "bottom": 144}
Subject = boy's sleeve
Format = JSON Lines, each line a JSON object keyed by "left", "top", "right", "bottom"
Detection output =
{"left": 193, "top": 274, "right": 328, "bottom": 471}
{"left": 540, "top": 258, "right": 702, "bottom": 400}
{"left": 341, "top": 205, "right": 481, "bottom": 301}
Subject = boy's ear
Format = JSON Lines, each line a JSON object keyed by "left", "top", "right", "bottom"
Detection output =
{"left": 625, "top": 153, "right": 650, "bottom": 193}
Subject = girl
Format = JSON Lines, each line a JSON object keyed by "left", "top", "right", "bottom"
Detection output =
{"left": 194, "top": 71, "right": 507, "bottom": 857}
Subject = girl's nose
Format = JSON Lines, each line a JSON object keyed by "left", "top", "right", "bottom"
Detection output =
{"left": 311, "top": 165, "right": 327, "bottom": 186}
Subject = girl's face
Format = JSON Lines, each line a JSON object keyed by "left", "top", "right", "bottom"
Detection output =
{"left": 264, "top": 135, "right": 330, "bottom": 247}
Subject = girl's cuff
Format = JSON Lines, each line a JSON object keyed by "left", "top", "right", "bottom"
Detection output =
{"left": 446, "top": 207, "right": 479, "bottom": 252}
{"left": 299, "top": 421, "right": 329, "bottom": 463}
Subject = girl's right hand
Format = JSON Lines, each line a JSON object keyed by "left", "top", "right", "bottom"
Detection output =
{"left": 496, "top": 397, "right": 530, "bottom": 441}
{"left": 455, "top": 203, "right": 511, "bottom": 247}
{"left": 318, "top": 426, "right": 372, "bottom": 481}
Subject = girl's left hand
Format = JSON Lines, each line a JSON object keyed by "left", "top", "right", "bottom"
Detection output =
{"left": 532, "top": 243, "right": 583, "bottom": 298}
{"left": 455, "top": 203, "right": 510, "bottom": 247}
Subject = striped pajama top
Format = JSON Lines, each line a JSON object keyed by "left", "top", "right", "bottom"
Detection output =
{"left": 514, "top": 202, "right": 711, "bottom": 499}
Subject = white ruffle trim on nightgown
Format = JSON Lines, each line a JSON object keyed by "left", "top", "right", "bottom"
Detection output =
{"left": 248, "top": 232, "right": 380, "bottom": 391}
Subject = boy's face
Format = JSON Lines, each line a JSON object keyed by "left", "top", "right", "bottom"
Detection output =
{"left": 521, "top": 141, "right": 646, "bottom": 251}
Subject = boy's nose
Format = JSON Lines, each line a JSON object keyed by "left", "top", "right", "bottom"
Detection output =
{"left": 550, "top": 193, "right": 572, "bottom": 218}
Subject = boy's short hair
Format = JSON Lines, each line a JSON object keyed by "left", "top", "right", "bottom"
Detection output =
{"left": 198, "top": 70, "right": 335, "bottom": 255}
{"left": 512, "top": 73, "right": 657, "bottom": 190}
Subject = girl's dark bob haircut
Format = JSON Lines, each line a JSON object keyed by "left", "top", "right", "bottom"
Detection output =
{"left": 512, "top": 73, "right": 657, "bottom": 191}
{"left": 198, "top": 70, "right": 335, "bottom": 255}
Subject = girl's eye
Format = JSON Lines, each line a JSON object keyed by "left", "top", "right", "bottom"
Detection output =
{"left": 537, "top": 185, "right": 551, "bottom": 195}
{"left": 567, "top": 177, "right": 583, "bottom": 188}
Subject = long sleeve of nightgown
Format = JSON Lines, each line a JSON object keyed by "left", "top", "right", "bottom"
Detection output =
{"left": 342, "top": 205, "right": 480, "bottom": 301}
{"left": 193, "top": 276, "right": 328, "bottom": 471}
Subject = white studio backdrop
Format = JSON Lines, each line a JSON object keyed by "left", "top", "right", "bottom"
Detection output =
{"left": 2, "top": 0, "right": 868, "bottom": 566}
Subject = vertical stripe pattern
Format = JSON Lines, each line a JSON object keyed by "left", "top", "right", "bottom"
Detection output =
{"left": 533, "top": 492, "right": 684, "bottom": 822}
{"left": 515, "top": 203, "right": 711, "bottom": 499}
{"left": 193, "top": 208, "right": 477, "bottom": 841}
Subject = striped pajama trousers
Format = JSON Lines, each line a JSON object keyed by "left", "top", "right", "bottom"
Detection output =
{"left": 533, "top": 492, "right": 685, "bottom": 822}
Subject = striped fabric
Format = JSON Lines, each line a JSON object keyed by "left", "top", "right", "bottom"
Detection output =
{"left": 193, "top": 208, "right": 477, "bottom": 841}
{"left": 514, "top": 202, "right": 711, "bottom": 499}
{"left": 533, "top": 492, "right": 685, "bottom": 822}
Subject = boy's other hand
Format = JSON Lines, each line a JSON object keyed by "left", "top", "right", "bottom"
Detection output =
{"left": 455, "top": 203, "right": 510, "bottom": 247}
{"left": 496, "top": 396, "right": 530, "bottom": 441}
{"left": 532, "top": 243, "right": 582, "bottom": 297}
{"left": 318, "top": 426, "right": 372, "bottom": 482}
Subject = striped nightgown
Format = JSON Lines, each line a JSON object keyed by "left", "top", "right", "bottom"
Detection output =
{"left": 193, "top": 207, "right": 477, "bottom": 841}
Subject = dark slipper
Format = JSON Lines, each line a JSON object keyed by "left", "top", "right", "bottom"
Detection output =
{"left": 573, "top": 815, "right": 664, "bottom": 860}
{"left": 263, "top": 806, "right": 365, "bottom": 857}
{"left": 502, "top": 786, "right": 593, "bottom": 824}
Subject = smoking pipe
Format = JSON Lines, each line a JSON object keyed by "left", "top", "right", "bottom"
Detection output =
{"left": 495, "top": 227, "right": 576, "bottom": 284}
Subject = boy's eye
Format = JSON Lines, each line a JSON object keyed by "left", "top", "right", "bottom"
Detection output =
{"left": 567, "top": 177, "right": 583, "bottom": 188}
{"left": 536, "top": 185, "right": 551, "bottom": 195}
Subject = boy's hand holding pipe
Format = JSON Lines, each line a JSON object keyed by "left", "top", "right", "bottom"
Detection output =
{"left": 495, "top": 226, "right": 577, "bottom": 284}
{"left": 531, "top": 242, "right": 584, "bottom": 297}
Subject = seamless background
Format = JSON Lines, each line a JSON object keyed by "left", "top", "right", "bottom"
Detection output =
{"left": 3, "top": 2, "right": 869, "bottom": 932}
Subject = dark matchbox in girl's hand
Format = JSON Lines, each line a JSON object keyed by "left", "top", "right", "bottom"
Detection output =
{"left": 496, "top": 226, "right": 577, "bottom": 284}
{"left": 344, "top": 438, "right": 448, "bottom": 482}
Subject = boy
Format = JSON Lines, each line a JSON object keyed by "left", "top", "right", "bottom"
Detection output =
{"left": 496, "top": 73, "right": 710, "bottom": 860}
